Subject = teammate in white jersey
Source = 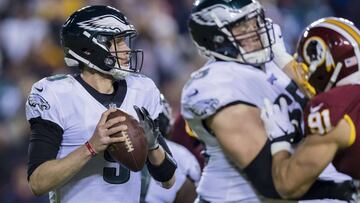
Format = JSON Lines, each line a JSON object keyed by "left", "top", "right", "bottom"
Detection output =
{"left": 182, "top": 0, "right": 356, "bottom": 202}
{"left": 25, "top": 5, "right": 176, "bottom": 203}
{"left": 142, "top": 95, "right": 201, "bottom": 203}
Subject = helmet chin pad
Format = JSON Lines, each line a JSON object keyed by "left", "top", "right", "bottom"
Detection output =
{"left": 109, "top": 68, "right": 130, "bottom": 80}
{"left": 238, "top": 47, "right": 272, "bottom": 65}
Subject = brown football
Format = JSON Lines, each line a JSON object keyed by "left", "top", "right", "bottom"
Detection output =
{"left": 106, "top": 109, "right": 148, "bottom": 172}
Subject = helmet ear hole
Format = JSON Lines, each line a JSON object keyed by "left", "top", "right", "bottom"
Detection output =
{"left": 104, "top": 56, "right": 116, "bottom": 66}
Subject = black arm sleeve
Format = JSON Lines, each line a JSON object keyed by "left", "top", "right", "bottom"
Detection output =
{"left": 27, "top": 117, "right": 63, "bottom": 180}
{"left": 243, "top": 140, "right": 281, "bottom": 198}
{"left": 243, "top": 140, "right": 357, "bottom": 201}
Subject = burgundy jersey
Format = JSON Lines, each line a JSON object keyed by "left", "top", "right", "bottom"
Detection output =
{"left": 304, "top": 85, "right": 360, "bottom": 179}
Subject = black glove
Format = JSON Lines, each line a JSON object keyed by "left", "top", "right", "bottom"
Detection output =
{"left": 134, "top": 105, "right": 160, "bottom": 150}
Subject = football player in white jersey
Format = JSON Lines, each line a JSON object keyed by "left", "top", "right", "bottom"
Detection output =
{"left": 25, "top": 5, "right": 176, "bottom": 203}
{"left": 182, "top": 0, "right": 356, "bottom": 202}
{"left": 141, "top": 95, "right": 201, "bottom": 203}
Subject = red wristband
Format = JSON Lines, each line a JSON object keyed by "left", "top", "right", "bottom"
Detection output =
{"left": 85, "top": 141, "right": 97, "bottom": 157}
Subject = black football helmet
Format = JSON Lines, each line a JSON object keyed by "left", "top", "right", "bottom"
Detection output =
{"left": 188, "top": 0, "right": 275, "bottom": 66}
{"left": 61, "top": 5, "right": 143, "bottom": 79}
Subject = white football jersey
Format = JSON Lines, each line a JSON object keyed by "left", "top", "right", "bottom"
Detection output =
{"left": 25, "top": 74, "right": 162, "bottom": 203}
{"left": 181, "top": 60, "right": 350, "bottom": 202}
{"left": 144, "top": 140, "right": 201, "bottom": 203}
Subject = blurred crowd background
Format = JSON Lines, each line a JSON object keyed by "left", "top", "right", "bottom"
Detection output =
{"left": 0, "top": 0, "right": 359, "bottom": 202}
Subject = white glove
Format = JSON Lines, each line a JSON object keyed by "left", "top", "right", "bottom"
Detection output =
{"left": 272, "top": 24, "right": 293, "bottom": 69}
{"left": 260, "top": 97, "right": 295, "bottom": 155}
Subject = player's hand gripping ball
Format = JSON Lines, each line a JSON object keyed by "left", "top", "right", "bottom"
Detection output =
{"left": 106, "top": 109, "right": 148, "bottom": 172}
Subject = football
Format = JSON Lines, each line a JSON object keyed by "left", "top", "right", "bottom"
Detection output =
{"left": 106, "top": 109, "right": 148, "bottom": 172}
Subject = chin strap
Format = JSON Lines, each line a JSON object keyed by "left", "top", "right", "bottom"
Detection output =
{"left": 324, "top": 62, "right": 343, "bottom": 91}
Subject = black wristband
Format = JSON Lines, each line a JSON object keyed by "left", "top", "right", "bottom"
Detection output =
{"left": 146, "top": 151, "right": 177, "bottom": 182}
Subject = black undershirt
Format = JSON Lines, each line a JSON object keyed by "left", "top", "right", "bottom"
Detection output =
{"left": 27, "top": 75, "right": 127, "bottom": 179}
{"left": 74, "top": 74, "right": 127, "bottom": 109}
{"left": 27, "top": 117, "right": 64, "bottom": 180}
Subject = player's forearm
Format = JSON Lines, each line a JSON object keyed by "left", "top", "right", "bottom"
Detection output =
{"left": 148, "top": 146, "right": 165, "bottom": 166}
{"left": 272, "top": 151, "right": 314, "bottom": 199}
{"left": 272, "top": 137, "right": 338, "bottom": 199}
{"left": 148, "top": 146, "right": 176, "bottom": 188}
{"left": 29, "top": 145, "right": 93, "bottom": 196}
{"left": 147, "top": 146, "right": 176, "bottom": 189}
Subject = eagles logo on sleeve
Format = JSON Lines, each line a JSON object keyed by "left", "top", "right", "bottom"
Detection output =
{"left": 185, "top": 98, "right": 219, "bottom": 118}
{"left": 28, "top": 93, "right": 50, "bottom": 111}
